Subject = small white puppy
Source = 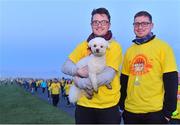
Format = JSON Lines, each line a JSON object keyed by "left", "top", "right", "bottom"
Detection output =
{"left": 69, "top": 37, "right": 111, "bottom": 103}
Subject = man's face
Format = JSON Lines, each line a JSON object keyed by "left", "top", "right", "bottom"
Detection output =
{"left": 91, "top": 14, "right": 110, "bottom": 36}
{"left": 133, "top": 16, "right": 153, "bottom": 38}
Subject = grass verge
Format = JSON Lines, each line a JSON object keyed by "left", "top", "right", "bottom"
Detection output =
{"left": 0, "top": 84, "right": 75, "bottom": 124}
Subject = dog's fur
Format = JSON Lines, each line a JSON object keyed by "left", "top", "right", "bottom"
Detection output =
{"left": 69, "top": 37, "right": 111, "bottom": 103}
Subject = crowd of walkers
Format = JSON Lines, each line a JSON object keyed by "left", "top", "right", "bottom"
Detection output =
{"left": 0, "top": 77, "right": 74, "bottom": 107}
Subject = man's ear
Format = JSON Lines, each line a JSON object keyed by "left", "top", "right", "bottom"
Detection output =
{"left": 150, "top": 22, "right": 154, "bottom": 30}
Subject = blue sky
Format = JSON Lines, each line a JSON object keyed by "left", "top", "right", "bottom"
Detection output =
{"left": 0, "top": 0, "right": 180, "bottom": 78}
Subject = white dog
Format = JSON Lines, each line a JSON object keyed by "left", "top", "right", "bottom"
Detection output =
{"left": 69, "top": 37, "right": 111, "bottom": 103}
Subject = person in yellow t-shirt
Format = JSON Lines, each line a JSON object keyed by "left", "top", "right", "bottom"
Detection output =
{"left": 60, "top": 77, "right": 65, "bottom": 99}
{"left": 64, "top": 79, "right": 72, "bottom": 105}
{"left": 47, "top": 79, "right": 52, "bottom": 101}
{"left": 62, "top": 8, "right": 123, "bottom": 124}
{"left": 119, "top": 11, "right": 178, "bottom": 124}
{"left": 48, "top": 79, "right": 60, "bottom": 107}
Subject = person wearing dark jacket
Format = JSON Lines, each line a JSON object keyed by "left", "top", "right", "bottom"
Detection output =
{"left": 119, "top": 11, "right": 178, "bottom": 124}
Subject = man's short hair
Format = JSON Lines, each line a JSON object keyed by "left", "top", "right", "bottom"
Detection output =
{"left": 134, "top": 11, "right": 152, "bottom": 22}
{"left": 91, "top": 7, "right": 111, "bottom": 22}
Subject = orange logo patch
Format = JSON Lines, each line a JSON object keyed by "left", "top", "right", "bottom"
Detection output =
{"left": 130, "top": 54, "right": 152, "bottom": 75}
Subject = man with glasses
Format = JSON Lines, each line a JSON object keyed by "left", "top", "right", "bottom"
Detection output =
{"left": 62, "top": 7, "right": 123, "bottom": 124}
{"left": 119, "top": 11, "right": 178, "bottom": 124}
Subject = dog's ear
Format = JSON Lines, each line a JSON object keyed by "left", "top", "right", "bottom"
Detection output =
{"left": 105, "top": 40, "right": 110, "bottom": 49}
{"left": 88, "top": 39, "right": 94, "bottom": 47}
{"left": 107, "top": 43, "right": 110, "bottom": 49}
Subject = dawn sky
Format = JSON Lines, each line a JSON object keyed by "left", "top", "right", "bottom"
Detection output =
{"left": 0, "top": 0, "right": 180, "bottom": 78}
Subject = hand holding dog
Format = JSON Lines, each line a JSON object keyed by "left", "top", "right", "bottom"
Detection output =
{"left": 73, "top": 76, "right": 94, "bottom": 99}
{"left": 76, "top": 66, "right": 89, "bottom": 78}
{"left": 73, "top": 76, "right": 92, "bottom": 89}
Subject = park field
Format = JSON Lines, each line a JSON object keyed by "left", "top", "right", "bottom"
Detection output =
{"left": 0, "top": 84, "right": 75, "bottom": 124}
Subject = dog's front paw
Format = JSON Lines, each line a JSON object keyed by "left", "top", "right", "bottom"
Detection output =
{"left": 84, "top": 89, "right": 94, "bottom": 99}
{"left": 92, "top": 83, "right": 98, "bottom": 93}
{"left": 105, "top": 84, "right": 112, "bottom": 89}
{"left": 94, "top": 89, "right": 98, "bottom": 93}
{"left": 86, "top": 94, "right": 93, "bottom": 99}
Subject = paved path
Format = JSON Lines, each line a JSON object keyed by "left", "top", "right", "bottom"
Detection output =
{"left": 19, "top": 84, "right": 124, "bottom": 124}
{"left": 33, "top": 88, "right": 75, "bottom": 117}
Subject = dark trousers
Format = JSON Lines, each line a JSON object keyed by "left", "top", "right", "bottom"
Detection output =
{"left": 35, "top": 86, "right": 37, "bottom": 92}
{"left": 47, "top": 87, "right": 50, "bottom": 98}
{"left": 170, "top": 118, "right": 180, "bottom": 124}
{"left": 123, "top": 110, "right": 169, "bottom": 124}
{"left": 65, "top": 94, "right": 70, "bottom": 105}
{"left": 51, "top": 94, "right": 59, "bottom": 107}
{"left": 42, "top": 88, "right": 45, "bottom": 93}
{"left": 75, "top": 105, "right": 121, "bottom": 124}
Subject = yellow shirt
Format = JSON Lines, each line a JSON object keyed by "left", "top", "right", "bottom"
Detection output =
{"left": 64, "top": 83, "right": 71, "bottom": 95}
{"left": 60, "top": 79, "right": 65, "bottom": 87}
{"left": 48, "top": 82, "right": 51, "bottom": 87}
{"left": 49, "top": 82, "right": 60, "bottom": 95}
{"left": 36, "top": 80, "right": 42, "bottom": 86}
{"left": 122, "top": 38, "right": 177, "bottom": 113}
{"left": 69, "top": 39, "right": 123, "bottom": 108}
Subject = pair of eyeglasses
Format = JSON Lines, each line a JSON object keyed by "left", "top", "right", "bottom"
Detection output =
{"left": 91, "top": 20, "right": 109, "bottom": 26}
{"left": 133, "top": 22, "right": 151, "bottom": 27}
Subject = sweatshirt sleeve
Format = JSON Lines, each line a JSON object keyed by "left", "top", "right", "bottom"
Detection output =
{"left": 61, "top": 59, "right": 77, "bottom": 76}
{"left": 163, "top": 71, "right": 178, "bottom": 118}
{"left": 119, "top": 73, "right": 129, "bottom": 110}
{"left": 96, "top": 66, "right": 116, "bottom": 87}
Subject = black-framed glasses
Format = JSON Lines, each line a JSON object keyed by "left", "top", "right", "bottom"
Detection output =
{"left": 91, "top": 20, "right": 109, "bottom": 26}
{"left": 133, "top": 22, "right": 151, "bottom": 27}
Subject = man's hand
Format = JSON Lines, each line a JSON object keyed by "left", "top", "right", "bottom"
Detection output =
{"left": 76, "top": 66, "right": 89, "bottom": 78}
{"left": 73, "top": 76, "right": 92, "bottom": 89}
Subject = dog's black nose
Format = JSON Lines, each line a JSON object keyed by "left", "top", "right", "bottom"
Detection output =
{"left": 96, "top": 49, "right": 99, "bottom": 53}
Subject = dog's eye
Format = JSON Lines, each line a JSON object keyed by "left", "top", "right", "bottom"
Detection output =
{"left": 94, "top": 44, "right": 96, "bottom": 47}
{"left": 100, "top": 46, "right": 103, "bottom": 48}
